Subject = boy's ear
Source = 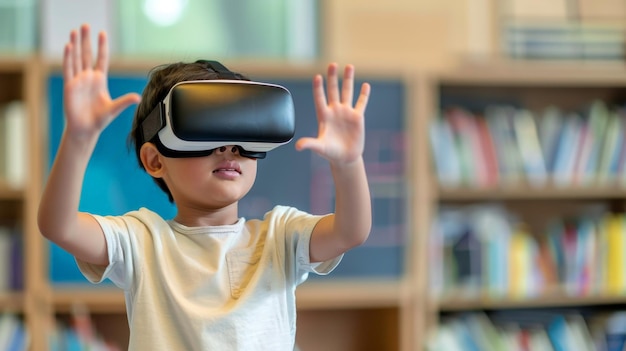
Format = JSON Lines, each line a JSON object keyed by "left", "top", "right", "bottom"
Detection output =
{"left": 140, "top": 143, "right": 164, "bottom": 178}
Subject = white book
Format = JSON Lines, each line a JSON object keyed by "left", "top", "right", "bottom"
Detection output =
{"left": 528, "top": 327, "right": 555, "bottom": 351}
{"left": 0, "top": 313, "right": 19, "bottom": 350}
{"left": 429, "top": 117, "right": 461, "bottom": 187}
{"left": 0, "top": 101, "right": 27, "bottom": 189}
{"left": 513, "top": 109, "right": 547, "bottom": 186}
{"left": 567, "top": 314, "right": 595, "bottom": 351}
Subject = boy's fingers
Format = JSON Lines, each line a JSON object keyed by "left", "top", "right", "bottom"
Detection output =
{"left": 341, "top": 64, "right": 355, "bottom": 104}
{"left": 70, "top": 30, "right": 80, "bottom": 76}
{"left": 80, "top": 24, "right": 92, "bottom": 70}
{"left": 355, "top": 82, "right": 371, "bottom": 113}
{"left": 295, "top": 137, "right": 324, "bottom": 155}
{"left": 109, "top": 93, "right": 141, "bottom": 118}
{"left": 95, "top": 31, "right": 109, "bottom": 74}
{"left": 326, "top": 63, "right": 340, "bottom": 104}
{"left": 312, "top": 74, "right": 327, "bottom": 115}
{"left": 63, "top": 43, "right": 73, "bottom": 81}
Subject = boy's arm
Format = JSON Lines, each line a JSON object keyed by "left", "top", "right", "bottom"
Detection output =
{"left": 296, "top": 63, "right": 372, "bottom": 263}
{"left": 37, "top": 24, "right": 140, "bottom": 266}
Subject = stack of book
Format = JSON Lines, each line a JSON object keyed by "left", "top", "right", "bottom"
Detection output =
{"left": 429, "top": 101, "right": 626, "bottom": 188}
{"left": 500, "top": 0, "right": 626, "bottom": 60}
{"left": 430, "top": 204, "right": 626, "bottom": 300}
{"left": 427, "top": 310, "right": 626, "bottom": 351}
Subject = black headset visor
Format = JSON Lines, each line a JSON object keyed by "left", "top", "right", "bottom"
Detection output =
{"left": 139, "top": 79, "right": 295, "bottom": 159}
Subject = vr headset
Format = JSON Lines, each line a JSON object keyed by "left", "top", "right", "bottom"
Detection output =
{"left": 139, "top": 60, "right": 295, "bottom": 159}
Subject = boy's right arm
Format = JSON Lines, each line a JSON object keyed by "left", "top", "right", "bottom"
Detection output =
{"left": 37, "top": 24, "right": 140, "bottom": 266}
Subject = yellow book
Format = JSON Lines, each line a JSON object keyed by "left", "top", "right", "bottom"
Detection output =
{"left": 509, "top": 228, "right": 531, "bottom": 299}
{"left": 604, "top": 214, "right": 624, "bottom": 294}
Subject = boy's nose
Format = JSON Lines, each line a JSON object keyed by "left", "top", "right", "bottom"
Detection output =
{"left": 215, "top": 145, "right": 239, "bottom": 155}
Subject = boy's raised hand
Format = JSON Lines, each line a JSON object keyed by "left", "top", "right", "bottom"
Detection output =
{"left": 63, "top": 24, "right": 140, "bottom": 141}
{"left": 295, "top": 63, "right": 371, "bottom": 165}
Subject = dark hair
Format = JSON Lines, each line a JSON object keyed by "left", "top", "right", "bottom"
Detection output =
{"left": 128, "top": 61, "right": 249, "bottom": 203}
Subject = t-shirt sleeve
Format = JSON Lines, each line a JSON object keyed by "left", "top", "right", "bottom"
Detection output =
{"left": 75, "top": 213, "right": 135, "bottom": 290}
{"left": 276, "top": 206, "right": 343, "bottom": 285}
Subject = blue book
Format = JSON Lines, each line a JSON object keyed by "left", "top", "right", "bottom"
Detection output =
{"left": 6, "top": 321, "right": 28, "bottom": 351}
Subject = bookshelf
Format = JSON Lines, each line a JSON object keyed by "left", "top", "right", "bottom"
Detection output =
{"left": 0, "top": 56, "right": 46, "bottom": 350}
{"left": 423, "top": 62, "right": 626, "bottom": 349}
{"left": 5, "top": 53, "right": 626, "bottom": 350}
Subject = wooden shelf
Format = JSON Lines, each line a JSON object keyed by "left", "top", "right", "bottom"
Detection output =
{"left": 438, "top": 185, "right": 626, "bottom": 201}
{"left": 437, "top": 61, "right": 626, "bottom": 86}
{"left": 296, "top": 279, "right": 406, "bottom": 310}
{"left": 0, "top": 291, "right": 24, "bottom": 312}
{"left": 437, "top": 292, "right": 626, "bottom": 312}
{"left": 52, "top": 286, "right": 126, "bottom": 314}
{"left": 0, "top": 181, "right": 23, "bottom": 201}
{"left": 50, "top": 279, "right": 405, "bottom": 314}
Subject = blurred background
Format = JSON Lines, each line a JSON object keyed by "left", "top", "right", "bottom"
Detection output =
{"left": 3, "top": 0, "right": 621, "bottom": 67}
{"left": 0, "top": 0, "right": 626, "bottom": 350}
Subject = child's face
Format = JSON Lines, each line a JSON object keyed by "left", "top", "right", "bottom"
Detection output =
{"left": 160, "top": 146, "right": 257, "bottom": 210}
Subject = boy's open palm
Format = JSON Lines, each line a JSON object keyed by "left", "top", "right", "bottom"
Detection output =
{"left": 63, "top": 25, "right": 140, "bottom": 140}
{"left": 296, "top": 63, "right": 371, "bottom": 165}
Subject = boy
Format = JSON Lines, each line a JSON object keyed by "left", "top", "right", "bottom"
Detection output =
{"left": 38, "top": 24, "right": 371, "bottom": 350}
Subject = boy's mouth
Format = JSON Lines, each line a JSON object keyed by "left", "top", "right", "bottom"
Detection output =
{"left": 213, "top": 161, "right": 242, "bottom": 175}
{"left": 213, "top": 168, "right": 241, "bottom": 174}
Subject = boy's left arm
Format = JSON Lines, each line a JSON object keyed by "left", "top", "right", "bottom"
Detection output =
{"left": 296, "top": 63, "right": 372, "bottom": 263}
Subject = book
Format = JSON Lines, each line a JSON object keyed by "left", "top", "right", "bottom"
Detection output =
{"left": 574, "top": 218, "right": 597, "bottom": 296}
{"left": 6, "top": 320, "right": 28, "bottom": 351}
{"left": 10, "top": 232, "right": 22, "bottom": 290}
{"left": 469, "top": 205, "right": 511, "bottom": 297}
{"left": 552, "top": 114, "right": 582, "bottom": 186}
{"left": 508, "top": 225, "right": 537, "bottom": 299}
{"left": 429, "top": 116, "right": 461, "bottom": 187}
{"left": 450, "top": 319, "right": 481, "bottom": 351}
{"left": 605, "top": 311, "right": 626, "bottom": 351}
{"left": 513, "top": 109, "right": 547, "bottom": 186}
{"left": 0, "top": 227, "right": 11, "bottom": 291}
{"left": 426, "top": 322, "right": 465, "bottom": 351}
{"left": 435, "top": 207, "right": 474, "bottom": 296}
{"left": 464, "top": 312, "right": 507, "bottom": 351}
{"left": 581, "top": 101, "right": 610, "bottom": 185}
{"left": 474, "top": 115, "right": 500, "bottom": 187}
{"left": 0, "top": 314, "right": 20, "bottom": 351}
{"left": 537, "top": 106, "right": 564, "bottom": 174}
{"left": 567, "top": 314, "right": 595, "bottom": 351}
{"left": 485, "top": 106, "right": 524, "bottom": 185}
{"left": 445, "top": 108, "right": 482, "bottom": 186}
{"left": 597, "top": 111, "right": 623, "bottom": 184}
{"left": 547, "top": 315, "right": 576, "bottom": 351}
{"left": 0, "top": 101, "right": 27, "bottom": 189}
{"left": 603, "top": 214, "right": 625, "bottom": 294}
{"left": 528, "top": 327, "right": 555, "bottom": 351}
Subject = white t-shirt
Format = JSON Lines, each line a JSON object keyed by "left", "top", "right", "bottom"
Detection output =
{"left": 77, "top": 205, "right": 342, "bottom": 351}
